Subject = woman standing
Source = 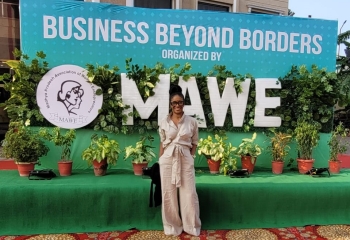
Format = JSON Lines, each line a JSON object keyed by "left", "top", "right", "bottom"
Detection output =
{"left": 158, "top": 85, "right": 201, "bottom": 236}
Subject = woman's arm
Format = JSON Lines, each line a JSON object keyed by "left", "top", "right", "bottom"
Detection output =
{"left": 190, "top": 144, "right": 197, "bottom": 157}
{"left": 159, "top": 142, "right": 164, "bottom": 157}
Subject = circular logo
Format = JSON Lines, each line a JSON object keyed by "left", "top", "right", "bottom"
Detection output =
{"left": 36, "top": 65, "right": 103, "bottom": 129}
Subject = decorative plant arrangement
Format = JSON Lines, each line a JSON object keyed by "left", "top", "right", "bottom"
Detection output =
{"left": 81, "top": 134, "right": 121, "bottom": 176}
{"left": 39, "top": 127, "right": 76, "bottom": 176}
{"left": 272, "top": 65, "right": 341, "bottom": 133}
{"left": 86, "top": 64, "right": 130, "bottom": 134}
{"left": 235, "top": 132, "right": 262, "bottom": 173}
{"left": 0, "top": 49, "right": 49, "bottom": 126}
{"left": 0, "top": 48, "right": 343, "bottom": 135}
{"left": 123, "top": 135, "right": 156, "bottom": 175}
{"left": 2, "top": 121, "right": 49, "bottom": 176}
{"left": 267, "top": 129, "right": 292, "bottom": 174}
{"left": 328, "top": 122, "right": 349, "bottom": 174}
{"left": 197, "top": 134, "right": 237, "bottom": 174}
{"left": 294, "top": 120, "right": 320, "bottom": 173}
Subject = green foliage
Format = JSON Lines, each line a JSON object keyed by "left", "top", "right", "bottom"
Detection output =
{"left": 328, "top": 122, "right": 349, "bottom": 161}
{"left": 235, "top": 133, "right": 262, "bottom": 157}
{"left": 86, "top": 64, "right": 130, "bottom": 134}
{"left": 273, "top": 65, "right": 340, "bottom": 132}
{"left": 167, "top": 62, "right": 192, "bottom": 82}
{"left": 208, "top": 65, "right": 245, "bottom": 94}
{"left": 197, "top": 134, "right": 225, "bottom": 161}
{"left": 0, "top": 49, "right": 49, "bottom": 125}
{"left": 81, "top": 134, "right": 121, "bottom": 166}
{"left": 123, "top": 135, "right": 156, "bottom": 163}
{"left": 125, "top": 58, "right": 166, "bottom": 99}
{"left": 39, "top": 127, "right": 76, "bottom": 161}
{"left": 197, "top": 134, "right": 237, "bottom": 174}
{"left": 266, "top": 129, "right": 292, "bottom": 162}
{"left": 294, "top": 120, "right": 320, "bottom": 160}
{"left": 2, "top": 121, "right": 49, "bottom": 163}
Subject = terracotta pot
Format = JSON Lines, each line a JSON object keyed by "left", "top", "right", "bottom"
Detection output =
{"left": 132, "top": 162, "right": 148, "bottom": 175}
{"left": 272, "top": 161, "right": 284, "bottom": 174}
{"left": 16, "top": 162, "right": 37, "bottom": 177}
{"left": 329, "top": 160, "right": 341, "bottom": 174}
{"left": 93, "top": 159, "right": 108, "bottom": 176}
{"left": 58, "top": 161, "right": 73, "bottom": 176}
{"left": 241, "top": 156, "right": 257, "bottom": 174}
{"left": 207, "top": 159, "right": 221, "bottom": 174}
{"left": 297, "top": 159, "right": 314, "bottom": 174}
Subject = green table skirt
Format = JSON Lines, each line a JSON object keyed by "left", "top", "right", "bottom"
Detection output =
{"left": 1, "top": 168, "right": 350, "bottom": 235}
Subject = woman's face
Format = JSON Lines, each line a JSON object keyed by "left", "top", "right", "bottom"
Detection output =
{"left": 170, "top": 94, "right": 184, "bottom": 114}
{"left": 66, "top": 87, "right": 82, "bottom": 105}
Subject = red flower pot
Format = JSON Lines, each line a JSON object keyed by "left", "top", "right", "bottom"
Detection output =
{"left": 272, "top": 161, "right": 284, "bottom": 174}
{"left": 297, "top": 159, "right": 314, "bottom": 174}
{"left": 132, "top": 162, "right": 148, "bottom": 176}
{"left": 241, "top": 156, "right": 257, "bottom": 174}
{"left": 58, "top": 161, "right": 73, "bottom": 176}
{"left": 207, "top": 159, "right": 221, "bottom": 174}
{"left": 329, "top": 160, "right": 341, "bottom": 174}
{"left": 16, "top": 162, "right": 37, "bottom": 177}
{"left": 93, "top": 159, "right": 108, "bottom": 176}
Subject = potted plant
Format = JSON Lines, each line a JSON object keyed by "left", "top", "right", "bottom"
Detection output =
{"left": 81, "top": 134, "right": 121, "bottom": 176}
{"left": 328, "top": 122, "right": 349, "bottom": 174}
{"left": 220, "top": 143, "right": 237, "bottom": 175}
{"left": 2, "top": 121, "right": 49, "bottom": 176}
{"left": 39, "top": 127, "right": 76, "bottom": 176}
{"left": 123, "top": 135, "right": 156, "bottom": 175}
{"left": 294, "top": 120, "right": 320, "bottom": 173}
{"left": 267, "top": 129, "right": 292, "bottom": 174}
{"left": 198, "top": 134, "right": 236, "bottom": 174}
{"left": 235, "top": 133, "right": 262, "bottom": 174}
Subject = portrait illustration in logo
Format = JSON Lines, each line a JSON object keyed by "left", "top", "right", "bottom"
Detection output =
{"left": 57, "top": 80, "right": 84, "bottom": 115}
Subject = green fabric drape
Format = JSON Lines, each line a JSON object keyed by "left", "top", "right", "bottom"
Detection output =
{"left": 1, "top": 169, "right": 350, "bottom": 235}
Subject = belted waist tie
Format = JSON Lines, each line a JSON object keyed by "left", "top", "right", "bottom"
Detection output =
{"left": 168, "top": 144, "right": 190, "bottom": 188}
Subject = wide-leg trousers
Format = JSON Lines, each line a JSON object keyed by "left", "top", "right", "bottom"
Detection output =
{"left": 159, "top": 147, "right": 201, "bottom": 236}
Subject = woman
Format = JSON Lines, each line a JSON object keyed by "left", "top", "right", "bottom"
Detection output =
{"left": 158, "top": 85, "right": 201, "bottom": 236}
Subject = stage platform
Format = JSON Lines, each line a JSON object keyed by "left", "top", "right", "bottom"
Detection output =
{"left": 1, "top": 168, "right": 350, "bottom": 236}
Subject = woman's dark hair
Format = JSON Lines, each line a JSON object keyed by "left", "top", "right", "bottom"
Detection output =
{"left": 169, "top": 84, "right": 184, "bottom": 101}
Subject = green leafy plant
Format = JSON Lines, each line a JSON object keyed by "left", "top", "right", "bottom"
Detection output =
{"left": 2, "top": 121, "right": 49, "bottom": 163}
{"left": 86, "top": 64, "right": 130, "bottom": 134}
{"left": 39, "top": 127, "right": 76, "bottom": 161}
{"left": 0, "top": 49, "right": 49, "bottom": 125}
{"left": 328, "top": 122, "right": 349, "bottom": 161}
{"left": 294, "top": 120, "right": 320, "bottom": 160}
{"left": 274, "top": 65, "right": 341, "bottom": 132}
{"left": 267, "top": 129, "right": 292, "bottom": 162}
{"left": 220, "top": 143, "right": 237, "bottom": 175}
{"left": 123, "top": 135, "right": 156, "bottom": 164}
{"left": 197, "top": 134, "right": 237, "bottom": 173}
{"left": 81, "top": 134, "right": 121, "bottom": 166}
{"left": 197, "top": 134, "right": 226, "bottom": 161}
{"left": 235, "top": 133, "right": 262, "bottom": 157}
{"left": 125, "top": 58, "right": 165, "bottom": 99}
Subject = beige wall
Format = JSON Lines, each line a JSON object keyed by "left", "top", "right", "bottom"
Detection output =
{"left": 0, "top": 18, "right": 19, "bottom": 60}
{"left": 99, "top": 0, "right": 288, "bottom": 15}
{"left": 98, "top": 0, "right": 126, "bottom": 4}
{"left": 241, "top": 0, "right": 288, "bottom": 15}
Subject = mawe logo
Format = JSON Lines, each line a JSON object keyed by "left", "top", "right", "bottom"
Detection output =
{"left": 37, "top": 65, "right": 103, "bottom": 129}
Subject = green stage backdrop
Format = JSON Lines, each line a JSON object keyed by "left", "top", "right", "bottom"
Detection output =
{"left": 35, "top": 127, "right": 331, "bottom": 171}
{"left": 18, "top": 0, "right": 336, "bottom": 167}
